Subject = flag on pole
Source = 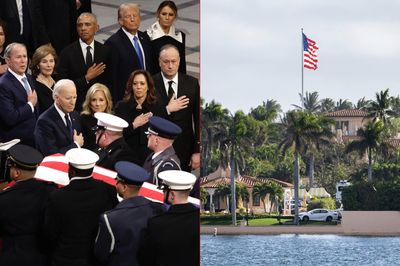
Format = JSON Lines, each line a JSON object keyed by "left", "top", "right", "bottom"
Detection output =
{"left": 303, "top": 33, "right": 318, "bottom": 70}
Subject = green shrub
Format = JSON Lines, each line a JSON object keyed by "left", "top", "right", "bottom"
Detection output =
{"left": 307, "top": 197, "right": 336, "bottom": 211}
{"left": 342, "top": 182, "right": 400, "bottom": 210}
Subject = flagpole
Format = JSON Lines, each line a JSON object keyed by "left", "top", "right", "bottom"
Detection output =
{"left": 301, "top": 28, "right": 304, "bottom": 109}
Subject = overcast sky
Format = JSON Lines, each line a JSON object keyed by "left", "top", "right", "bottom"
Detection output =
{"left": 201, "top": 0, "right": 400, "bottom": 113}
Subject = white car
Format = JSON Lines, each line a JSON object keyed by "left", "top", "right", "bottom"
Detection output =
{"left": 298, "top": 208, "right": 341, "bottom": 222}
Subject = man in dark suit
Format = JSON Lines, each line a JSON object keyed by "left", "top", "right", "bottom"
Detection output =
{"left": 139, "top": 170, "right": 199, "bottom": 266}
{"left": 57, "top": 12, "right": 112, "bottom": 111}
{"left": 94, "top": 161, "right": 165, "bottom": 266}
{"left": 153, "top": 44, "right": 200, "bottom": 173}
{"left": 0, "top": 0, "right": 47, "bottom": 56}
{"left": 0, "top": 43, "right": 38, "bottom": 147}
{"left": 34, "top": 79, "right": 84, "bottom": 156}
{"left": 105, "top": 3, "right": 154, "bottom": 104}
{"left": 44, "top": 147, "right": 118, "bottom": 266}
{"left": 94, "top": 112, "right": 137, "bottom": 171}
{"left": 0, "top": 144, "right": 55, "bottom": 266}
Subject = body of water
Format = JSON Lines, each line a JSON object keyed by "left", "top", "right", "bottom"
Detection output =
{"left": 201, "top": 234, "right": 400, "bottom": 265}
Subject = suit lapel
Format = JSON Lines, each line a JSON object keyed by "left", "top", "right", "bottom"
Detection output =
{"left": 155, "top": 74, "right": 168, "bottom": 101}
{"left": 50, "top": 106, "right": 70, "bottom": 140}
{"left": 6, "top": 72, "right": 28, "bottom": 99}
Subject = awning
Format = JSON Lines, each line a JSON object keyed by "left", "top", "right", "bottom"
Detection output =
{"left": 308, "top": 187, "right": 331, "bottom": 198}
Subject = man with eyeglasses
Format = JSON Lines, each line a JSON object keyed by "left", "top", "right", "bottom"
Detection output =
{"left": 105, "top": 3, "right": 155, "bottom": 104}
{"left": 94, "top": 161, "right": 165, "bottom": 266}
{"left": 94, "top": 112, "right": 137, "bottom": 171}
{"left": 142, "top": 116, "right": 181, "bottom": 186}
{"left": 0, "top": 144, "right": 55, "bottom": 266}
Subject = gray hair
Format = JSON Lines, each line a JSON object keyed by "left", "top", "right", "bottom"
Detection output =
{"left": 118, "top": 3, "right": 140, "bottom": 19}
{"left": 53, "top": 79, "right": 76, "bottom": 100}
{"left": 4, "top": 42, "right": 26, "bottom": 60}
{"left": 77, "top": 12, "right": 98, "bottom": 24}
{"left": 159, "top": 44, "right": 180, "bottom": 59}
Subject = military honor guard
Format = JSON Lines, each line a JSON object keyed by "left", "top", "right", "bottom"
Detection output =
{"left": 142, "top": 116, "right": 182, "bottom": 186}
{"left": 94, "top": 161, "right": 165, "bottom": 266}
{"left": 139, "top": 170, "right": 199, "bottom": 266}
{"left": 0, "top": 144, "right": 55, "bottom": 266}
{"left": 44, "top": 148, "right": 118, "bottom": 266}
{"left": 94, "top": 112, "right": 138, "bottom": 170}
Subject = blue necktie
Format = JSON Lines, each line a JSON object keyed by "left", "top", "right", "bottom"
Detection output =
{"left": 65, "top": 114, "right": 73, "bottom": 142}
{"left": 133, "top": 36, "right": 144, "bottom": 69}
{"left": 21, "top": 77, "right": 31, "bottom": 94}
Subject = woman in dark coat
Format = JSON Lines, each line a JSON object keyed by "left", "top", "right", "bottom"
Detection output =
{"left": 147, "top": 1, "right": 187, "bottom": 74}
{"left": 30, "top": 44, "right": 57, "bottom": 114}
{"left": 114, "top": 70, "right": 167, "bottom": 166}
{"left": 80, "top": 83, "right": 113, "bottom": 151}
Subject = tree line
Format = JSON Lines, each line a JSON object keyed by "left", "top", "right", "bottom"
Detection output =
{"left": 201, "top": 89, "right": 400, "bottom": 222}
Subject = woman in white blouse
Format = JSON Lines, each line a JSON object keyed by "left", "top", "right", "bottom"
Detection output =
{"left": 147, "top": 1, "right": 187, "bottom": 74}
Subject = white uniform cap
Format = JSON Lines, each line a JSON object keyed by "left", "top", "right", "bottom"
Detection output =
{"left": 158, "top": 170, "right": 197, "bottom": 191}
{"left": 65, "top": 148, "right": 99, "bottom": 169}
{"left": 94, "top": 112, "right": 128, "bottom": 132}
{"left": 0, "top": 139, "right": 20, "bottom": 151}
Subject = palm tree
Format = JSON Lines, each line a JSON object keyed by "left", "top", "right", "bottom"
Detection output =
{"left": 250, "top": 99, "right": 282, "bottom": 123}
{"left": 278, "top": 110, "right": 321, "bottom": 224}
{"left": 306, "top": 115, "right": 335, "bottom": 187}
{"left": 268, "top": 182, "right": 284, "bottom": 214}
{"left": 335, "top": 99, "right": 353, "bottom": 110}
{"left": 320, "top": 98, "right": 335, "bottom": 113}
{"left": 355, "top": 97, "right": 370, "bottom": 109}
{"left": 345, "top": 120, "right": 386, "bottom": 182}
{"left": 215, "top": 184, "right": 231, "bottom": 213}
{"left": 364, "top": 89, "right": 398, "bottom": 124}
{"left": 252, "top": 182, "right": 272, "bottom": 213}
{"left": 215, "top": 111, "right": 253, "bottom": 225}
{"left": 201, "top": 100, "right": 230, "bottom": 175}
{"left": 293, "top": 91, "right": 321, "bottom": 113}
{"left": 236, "top": 183, "right": 249, "bottom": 208}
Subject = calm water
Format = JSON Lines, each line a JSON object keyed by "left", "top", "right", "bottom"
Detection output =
{"left": 201, "top": 234, "right": 400, "bottom": 265}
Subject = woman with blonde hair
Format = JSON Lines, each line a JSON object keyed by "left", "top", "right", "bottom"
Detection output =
{"left": 80, "top": 83, "right": 113, "bottom": 150}
{"left": 30, "top": 44, "right": 57, "bottom": 113}
{"left": 114, "top": 70, "right": 167, "bottom": 165}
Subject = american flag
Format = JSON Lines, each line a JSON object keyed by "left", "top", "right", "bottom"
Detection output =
{"left": 32, "top": 153, "right": 200, "bottom": 205}
{"left": 303, "top": 33, "right": 318, "bottom": 70}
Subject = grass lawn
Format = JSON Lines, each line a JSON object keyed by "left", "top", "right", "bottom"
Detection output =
{"left": 201, "top": 216, "right": 340, "bottom": 226}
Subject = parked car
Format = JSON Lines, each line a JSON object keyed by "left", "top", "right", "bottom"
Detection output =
{"left": 298, "top": 208, "right": 341, "bottom": 222}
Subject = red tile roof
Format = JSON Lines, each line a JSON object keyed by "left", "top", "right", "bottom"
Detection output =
{"left": 325, "top": 109, "right": 369, "bottom": 117}
{"left": 200, "top": 175, "right": 293, "bottom": 188}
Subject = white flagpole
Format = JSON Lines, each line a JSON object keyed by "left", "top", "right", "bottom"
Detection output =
{"left": 301, "top": 28, "right": 304, "bottom": 109}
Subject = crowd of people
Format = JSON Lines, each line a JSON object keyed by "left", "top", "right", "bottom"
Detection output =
{"left": 0, "top": 1, "right": 200, "bottom": 265}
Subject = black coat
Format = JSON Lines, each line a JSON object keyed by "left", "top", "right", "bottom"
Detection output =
{"left": 0, "top": 0, "right": 48, "bottom": 55}
{"left": 36, "top": 0, "right": 78, "bottom": 54}
{"left": 152, "top": 73, "right": 200, "bottom": 171}
{"left": 34, "top": 105, "right": 81, "bottom": 156}
{"left": 94, "top": 196, "right": 165, "bottom": 266}
{"left": 44, "top": 177, "right": 118, "bottom": 266}
{"left": 114, "top": 99, "right": 167, "bottom": 166}
{"left": 105, "top": 29, "right": 154, "bottom": 104}
{"left": 80, "top": 114, "right": 98, "bottom": 151}
{"left": 56, "top": 40, "right": 113, "bottom": 111}
{"left": 149, "top": 33, "right": 187, "bottom": 74}
{"left": 0, "top": 179, "right": 56, "bottom": 266}
{"left": 139, "top": 203, "right": 200, "bottom": 266}
{"left": 34, "top": 80, "right": 54, "bottom": 115}
{"left": 96, "top": 137, "right": 138, "bottom": 171}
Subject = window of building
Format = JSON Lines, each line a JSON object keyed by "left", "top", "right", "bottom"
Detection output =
{"left": 253, "top": 194, "right": 260, "bottom": 206}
